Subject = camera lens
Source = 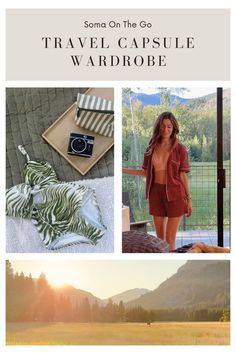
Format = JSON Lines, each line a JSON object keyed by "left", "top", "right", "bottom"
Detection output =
{"left": 71, "top": 137, "right": 87, "bottom": 153}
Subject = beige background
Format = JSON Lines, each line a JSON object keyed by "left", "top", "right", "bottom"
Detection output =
{"left": 6, "top": 9, "right": 230, "bottom": 80}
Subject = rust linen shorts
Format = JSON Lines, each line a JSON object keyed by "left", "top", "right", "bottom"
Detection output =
{"left": 149, "top": 183, "right": 187, "bottom": 217}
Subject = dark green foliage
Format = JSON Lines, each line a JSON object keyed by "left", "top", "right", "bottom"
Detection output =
{"left": 220, "top": 309, "right": 230, "bottom": 322}
{"left": 151, "top": 307, "right": 229, "bottom": 322}
{"left": 122, "top": 88, "right": 230, "bottom": 166}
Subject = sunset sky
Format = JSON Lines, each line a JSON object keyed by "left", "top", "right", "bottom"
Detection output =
{"left": 10, "top": 260, "right": 186, "bottom": 299}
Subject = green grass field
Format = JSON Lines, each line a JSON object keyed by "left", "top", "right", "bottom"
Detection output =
{"left": 6, "top": 322, "right": 230, "bottom": 345}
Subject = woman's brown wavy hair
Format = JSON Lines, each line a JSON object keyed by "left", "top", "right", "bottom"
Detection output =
{"left": 147, "top": 111, "right": 179, "bottom": 154}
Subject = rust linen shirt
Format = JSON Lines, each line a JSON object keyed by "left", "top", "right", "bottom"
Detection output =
{"left": 142, "top": 142, "right": 190, "bottom": 202}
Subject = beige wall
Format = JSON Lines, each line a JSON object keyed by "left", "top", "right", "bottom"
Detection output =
{"left": 6, "top": 9, "right": 230, "bottom": 80}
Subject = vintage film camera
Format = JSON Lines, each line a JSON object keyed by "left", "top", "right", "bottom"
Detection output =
{"left": 67, "top": 133, "right": 94, "bottom": 157}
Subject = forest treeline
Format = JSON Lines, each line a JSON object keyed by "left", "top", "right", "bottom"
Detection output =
{"left": 122, "top": 89, "right": 230, "bottom": 167}
{"left": 6, "top": 261, "right": 230, "bottom": 323}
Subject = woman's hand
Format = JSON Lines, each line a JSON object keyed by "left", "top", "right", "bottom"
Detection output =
{"left": 180, "top": 172, "right": 192, "bottom": 217}
{"left": 186, "top": 198, "right": 192, "bottom": 217}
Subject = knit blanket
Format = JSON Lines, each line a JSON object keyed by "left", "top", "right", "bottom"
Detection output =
{"left": 6, "top": 88, "right": 114, "bottom": 189}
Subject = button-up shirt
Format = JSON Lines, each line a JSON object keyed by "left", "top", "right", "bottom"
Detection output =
{"left": 142, "top": 142, "right": 190, "bottom": 201}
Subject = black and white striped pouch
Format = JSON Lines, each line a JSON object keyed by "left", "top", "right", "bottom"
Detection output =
{"left": 75, "top": 93, "right": 114, "bottom": 138}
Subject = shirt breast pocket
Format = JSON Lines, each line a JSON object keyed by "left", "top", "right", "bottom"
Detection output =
{"left": 170, "top": 159, "right": 180, "bottom": 176}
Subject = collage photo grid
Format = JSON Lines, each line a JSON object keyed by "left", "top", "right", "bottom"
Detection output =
{"left": 1, "top": 2, "right": 234, "bottom": 353}
{"left": 4, "top": 85, "right": 231, "bottom": 347}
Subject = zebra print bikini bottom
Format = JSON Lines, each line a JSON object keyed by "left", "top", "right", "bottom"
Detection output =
{"left": 6, "top": 146, "right": 106, "bottom": 250}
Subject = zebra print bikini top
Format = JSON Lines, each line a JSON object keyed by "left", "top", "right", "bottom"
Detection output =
{"left": 6, "top": 146, "right": 106, "bottom": 250}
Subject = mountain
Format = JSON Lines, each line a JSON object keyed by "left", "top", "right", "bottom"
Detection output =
{"left": 52, "top": 260, "right": 230, "bottom": 310}
{"left": 54, "top": 286, "right": 150, "bottom": 306}
{"left": 186, "top": 88, "right": 230, "bottom": 111}
{"left": 127, "top": 261, "right": 230, "bottom": 310}
{"left": 123, "top": 92, "right": 190, "bottom": 107}
{"left": 54, "top": 285, "right": 102, "bottom": 306}
{"left": 104, "top": 288, "right": 150, "bottom": 304}
{"left": 122, "top": 88, "right": 230, "bottom": 110}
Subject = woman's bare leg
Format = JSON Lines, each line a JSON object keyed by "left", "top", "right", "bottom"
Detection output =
{"left": 166, "top": 216, "right": 183, "bottom": 250}
{"left": 153, "top": 216, "right": 168, "bottom": 240}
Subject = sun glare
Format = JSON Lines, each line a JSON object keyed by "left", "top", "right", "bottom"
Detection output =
{"left": 10, "top": 260, "right": 186, "bottom": 299}
{"left": 36, "top": 262, "right": 80, "bottom": 289}
{"left": 48, "top": 278, "right": 67, "bottom": 288}
{"left": 43, "top": 270, "right": 67, "bottom": 287}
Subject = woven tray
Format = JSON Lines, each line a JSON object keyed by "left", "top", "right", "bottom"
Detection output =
{"left": 42, "top": 88, "right": 114, "bottom": 175}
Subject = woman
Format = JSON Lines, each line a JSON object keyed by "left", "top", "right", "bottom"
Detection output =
{"left": 123, "top": 111, "right": 192, "bottom": 250}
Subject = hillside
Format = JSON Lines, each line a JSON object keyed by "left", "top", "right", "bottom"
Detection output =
{"left": 54, "top": 285, "right": 102, "bottom": 306}
{"left": 127, "top": 261, "right": 230, "bottom": 309}
{"left": 104, "top": 288, "right": 150, "bottom": 304}
{"left": 122, "top": 88, "right": 230, "bottom": 110}
{"left": 54, "top": 286, "right": 150, "bottom": 306}
{"left": 123, "top": 92, "right": 189, "bottom": 106}
{"left": 52, "top": 261, "right": 230, "bottom": 310}
{"left": 186, "top": 88, "right": 230, "bottom": 111}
